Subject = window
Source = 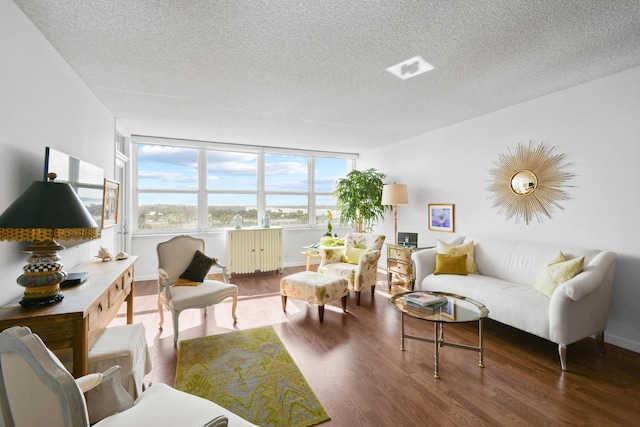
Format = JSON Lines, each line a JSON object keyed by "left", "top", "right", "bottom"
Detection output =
{"left": 137, "top": 145, "right": 198, "bottom": 230}
{"left": 265, "top": 154, "right": 308, "bottom": 226}
{"left": 314, "top": 157, "right": 350, "bottom": 226}
{"left": 133, "top": 138, "right": 355, "bottom": 232}
{"left": 207, "top": 151, "right": 258, "bottom": 228}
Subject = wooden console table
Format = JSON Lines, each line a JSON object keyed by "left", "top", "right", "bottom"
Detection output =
{"left": 0, "top": 255, "right": 138, "bottom": 377}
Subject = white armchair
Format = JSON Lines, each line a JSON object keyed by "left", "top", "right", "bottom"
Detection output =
{"left": 157, "top": 235, "right": 238, "bottom": 345}
{"left": 318, "top": 233, "right": 386, "bottom": 305}
{"left": 0, "top": 326, "right": 257, "bottom": 427}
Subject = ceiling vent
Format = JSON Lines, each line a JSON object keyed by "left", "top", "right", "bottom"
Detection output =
{"left": 386, "top": 56, "right": 434, "bottom": 80}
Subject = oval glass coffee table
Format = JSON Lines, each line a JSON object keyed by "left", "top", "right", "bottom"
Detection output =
{"left": 390, "top": 291, "right": 489, "bottom": 379}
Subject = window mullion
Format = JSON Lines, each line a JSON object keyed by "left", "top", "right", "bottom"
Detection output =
{"left": 197, "top": 148, "right": 208, "bottom": 230}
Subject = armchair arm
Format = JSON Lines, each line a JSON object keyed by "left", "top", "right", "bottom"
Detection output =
{"left": 158, "top": 268, "right": 173, "bottom": 301}
{"left": 318, "top": 247, "right": 345, "bottom": 269}
{"left": 203, "top": 416, "right": 229, "bottom": 427}
{"left": 212, "top": 260, "right": 230, "bottom": 284}
{"left": 82, "top": 365, "right": 135, "bottom": 419}
{"left": 358, "top": 249, "right": 381, "bottom": 268}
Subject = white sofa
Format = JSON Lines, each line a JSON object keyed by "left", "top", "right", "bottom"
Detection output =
{"left": 412, "top": 236, "right": 617, "bottom": 370}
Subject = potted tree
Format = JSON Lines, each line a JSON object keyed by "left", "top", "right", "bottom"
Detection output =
{"left": 334, "top": 168, "right": 387, "bottom": 233}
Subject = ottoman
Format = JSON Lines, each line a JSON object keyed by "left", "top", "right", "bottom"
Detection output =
{"left": 280, "top": 271, "right": 349, "bottom": 323}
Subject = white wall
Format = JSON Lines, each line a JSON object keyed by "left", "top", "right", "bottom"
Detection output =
{"left": 0, "top": 1, "right": 116, "bottom": 305}
{"left": 360, "top": 66, "right": 640, "bottom": 353}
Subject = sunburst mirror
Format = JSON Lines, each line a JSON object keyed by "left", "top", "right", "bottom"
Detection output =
{"left": 487, "top": 142, "right": 574, "bottom": 224}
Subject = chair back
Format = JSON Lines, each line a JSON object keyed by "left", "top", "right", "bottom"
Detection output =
{"left": 345, "top": 233, "right": 386, "bottom": 251}
{"left": 157, "top": 235, "right": 206, "bottom": 284}
{"left": 0, "top": 326, "right": 89, "bottom": 427}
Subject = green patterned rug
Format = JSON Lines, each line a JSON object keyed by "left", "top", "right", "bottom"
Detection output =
{"left": 174, "top": 326, "right": 330, "bottom": 427}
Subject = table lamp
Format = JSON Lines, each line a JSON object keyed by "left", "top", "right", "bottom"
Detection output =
{"left": 0, "top": 173, "right": 99, "bottom": 307}
{"left": 381, "top": 183, "right": 409, "bottom": 246}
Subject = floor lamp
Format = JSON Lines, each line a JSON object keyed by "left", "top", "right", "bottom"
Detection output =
{"left": 381, "top": 183, "right": 409, "bottom": 246}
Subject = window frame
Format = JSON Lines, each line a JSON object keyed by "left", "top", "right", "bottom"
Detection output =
{"left": 132, "top": 136, "right": 356, "bottom": 234}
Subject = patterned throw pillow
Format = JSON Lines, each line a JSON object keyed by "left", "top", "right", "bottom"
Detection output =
{"left": 533, "top": 252, "right": 584, "bottom": 297}
{"left": 179, "top": 250, "right": 215, "bottom": 283}
{"left": 343, "top": 246, "right": 368, "bottom": 264}
{"left": 437, "top": 240, "right": 477, "bottom": 274}
{"left": 434, "top": 253, "right": 468, "bottom": 275}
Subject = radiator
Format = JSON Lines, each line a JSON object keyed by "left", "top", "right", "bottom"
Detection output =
{"left": 226, "top": 227, "right": 282, "bottom": 275}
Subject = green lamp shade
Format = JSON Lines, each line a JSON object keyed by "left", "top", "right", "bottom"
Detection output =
{"left": 0, "top": 180, "right": 99, "bottom": 242}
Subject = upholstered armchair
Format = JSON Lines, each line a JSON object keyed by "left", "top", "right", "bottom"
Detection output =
{"left": 0, "top": 326, "right": 256, "bottom": 426}
{"left": 318, "top": 233, "right": 386, "bottom": 305}
{"left": 157, "top": 235, "right": 238, "bottom": 345}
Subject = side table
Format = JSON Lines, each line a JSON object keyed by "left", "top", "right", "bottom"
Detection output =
{"left": 386, "top": 244, "right": 432, "bottom": 291}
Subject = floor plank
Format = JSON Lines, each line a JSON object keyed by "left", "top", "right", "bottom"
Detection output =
{"left": 111, "top": 266, "right": 640, "bottom": 426}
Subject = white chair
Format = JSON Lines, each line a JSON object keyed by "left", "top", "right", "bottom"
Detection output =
{"left": 0, "top": 326, "right": 257, "bottom": 427}
{"left": 157, "top": 235, "right": 238, "bottom": 345}
{"left": 318, "top": 232, "right": 386, "bottom": 305}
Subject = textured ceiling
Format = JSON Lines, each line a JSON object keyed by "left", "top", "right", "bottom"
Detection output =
{"left": 14, "top": 0, "right": 640, "bottom": 154}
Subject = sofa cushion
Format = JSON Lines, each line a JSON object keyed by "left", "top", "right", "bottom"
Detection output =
{"left": 434, "top": 254, "right": 468, "bottom": 275}
{"left": 437, "top": 240, "right": 477, "bottom": 273}
{"left": 421, "top": 273, "right": 551, "bottom": 339}
{"left": 533, "top": 253, "right": 584, "bottom": 297}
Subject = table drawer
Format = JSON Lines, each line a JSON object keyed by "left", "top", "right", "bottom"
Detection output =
{"left": 88, "top": 293, "right": 109, "bottom": 331}
{"left": 109, "top": 277, "right": 125, "bottom": 307}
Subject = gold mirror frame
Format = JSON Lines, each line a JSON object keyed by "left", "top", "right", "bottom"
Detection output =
{"left": 487, "top": 142, "right": 574, "bottom": 224}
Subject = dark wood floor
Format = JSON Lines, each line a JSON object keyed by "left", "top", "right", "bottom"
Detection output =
{"left": 111, "top": 266, "right": 640, "bottom": 426}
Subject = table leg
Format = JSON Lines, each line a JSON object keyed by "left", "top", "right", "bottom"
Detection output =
{"left": 400, "top": 312, "right": 405, "bottom": 351}
{"left": 479, "top": 318, "right": 485, "bottom": 368}
{"left": 306, "top": 249, "right": 311, "bottom": 271}
{"left": 434, "top": 322, "right": 440, "bottom": 379}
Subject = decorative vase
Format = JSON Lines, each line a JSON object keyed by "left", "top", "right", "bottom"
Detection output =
{"left": 233, "top": 214, "right": 243, "bottom": 229}
{"left": 262, "top": 213, "right": 270, "bottom": 228}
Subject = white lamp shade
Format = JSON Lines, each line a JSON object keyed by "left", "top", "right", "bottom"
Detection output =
{"left": 381, "top": 184, "right": 408, "bottom": 205}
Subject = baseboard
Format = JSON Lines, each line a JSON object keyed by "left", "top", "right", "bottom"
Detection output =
{"left": 605, "top": 333, "right": 640, "bottom": 353}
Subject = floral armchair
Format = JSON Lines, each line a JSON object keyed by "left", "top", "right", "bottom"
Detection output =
{"left": 318, "top": 233, "right": 386, "bottom": 305}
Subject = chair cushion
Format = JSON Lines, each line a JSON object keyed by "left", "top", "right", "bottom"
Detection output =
{"left": 170, "top": 280, "right": 238, "bottom": 312}
{"left": 180, "top": 250, "right": 215, "bottom": 282}
{"left": 434, "top": 253, "right": 468, "bottom": 275}
{"left": 94, "top": 383, "right": 256, "bottom": 426}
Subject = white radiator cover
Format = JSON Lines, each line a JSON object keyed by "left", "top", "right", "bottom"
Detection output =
{"left": 226, "top": 227, "right": 283, "bottom": 275}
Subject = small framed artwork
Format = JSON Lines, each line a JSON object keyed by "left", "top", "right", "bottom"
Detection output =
{"left": 442, "top": 299, "right": 456, "bottom": 319}
{"left": 101, "top": 178, "right": 120, "bottom": 229}
{"left": 428, "top": 204, "right": 454, "bottom": 232}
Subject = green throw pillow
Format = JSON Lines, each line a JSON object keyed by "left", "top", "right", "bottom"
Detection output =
{"left": 437, "top": 240, "right": 477, "bottom": 274}
{"left": 533, "top": 252, "right": 584, "bottom": 297}
{"left": 434, "top": 253, "right": 468, "bottom": 275}
{"left": 343, "top": 246, "right": 368, "bottom": 264}
{"left": 180, "top": 250, "right": 215, "bottom": 282}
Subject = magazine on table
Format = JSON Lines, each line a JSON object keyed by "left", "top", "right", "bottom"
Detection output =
{"left": 403, "top": 291, "right": 447, "bottom": 307}
{"left": 405, "top": 299, "right": 447, "bottom": 311}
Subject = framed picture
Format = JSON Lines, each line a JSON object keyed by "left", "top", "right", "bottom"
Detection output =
{"left": 428, "top": 204, "right": 454, "bottom": 232}
{"left": 101, "top": 178, "right": 120, "bottom": 229}
{"left": 442, "top": 299, "right": 456, "bottom": 319}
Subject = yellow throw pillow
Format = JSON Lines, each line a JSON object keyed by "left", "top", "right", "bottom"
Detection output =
{"left": 533, "top": 252, "right": 584, "bottom": 297}
{"left": 343, "top": 246, "right": 368, "bottom": 264}
{"left": 175, "top": 278, "right": 201, "bottom": 286}
{"left": 434, "top": 253, "right": 468, "bottom": 275}
{"left": 437, "top": 240, "right": 477, "bottom": 274}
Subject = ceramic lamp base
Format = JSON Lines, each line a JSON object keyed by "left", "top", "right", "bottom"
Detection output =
{"left": 17, "top": 240, "right": 67, "bottom": 308}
